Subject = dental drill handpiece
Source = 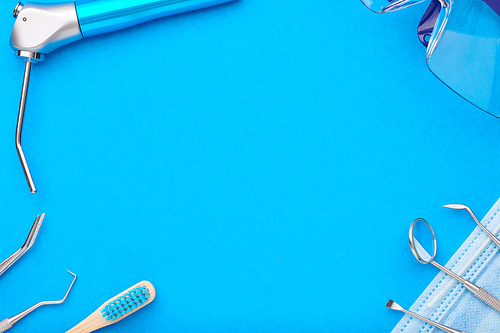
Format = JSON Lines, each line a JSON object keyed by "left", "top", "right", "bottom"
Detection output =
{"left": 10, "top": 0, "right": 235, "bottom": 193}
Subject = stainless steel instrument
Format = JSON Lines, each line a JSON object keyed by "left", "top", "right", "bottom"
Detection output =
{"left": 409, "top": 218, "right": 500, "bottom": 313}
{"left": 386, "top": 299, "right": 466, "bottom": 333}
{"left": 0, "top": 213, "right": 44, "bottom": 277}
{"left": 0, "top": 271, "right": 77, "bottom": 332}
{"left": 444, "top": 204, "right": 500, "bottom": 249}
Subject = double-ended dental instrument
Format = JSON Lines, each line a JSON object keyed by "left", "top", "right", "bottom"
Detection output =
{"left": 444, "top": 204, "right": 500, "bottom": 249}
{"left": 386, "top": 299, "right": 466, "bottom": 333}
{"left": 409, "top": 218, "right": 500, "bottom": 313}
{"left": 10, "top": 0, "right": 235, "bottom": 193}
{"left": 0, "top": 270, "right": 77, "bottom": 332}
{"left": 0, "top": 213, "right": 44, "bottom": 277}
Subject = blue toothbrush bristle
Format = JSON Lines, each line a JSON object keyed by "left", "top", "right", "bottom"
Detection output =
{"left": 101, "top": 286, "right": 151, "bottom": 321}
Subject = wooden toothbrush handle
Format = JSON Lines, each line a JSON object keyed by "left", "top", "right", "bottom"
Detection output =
{"left": 65, "top": 309, "right": 105, "bottom": 333}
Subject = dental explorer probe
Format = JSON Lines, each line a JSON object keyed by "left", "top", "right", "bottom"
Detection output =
{"left": 10, "top": 0, "right": 236, "bottom": 193}
{"left": 386, "top": 300, "right": 466, "bottom": 333}
{"left": 444, "top": 204, "right": 500, "bottom": 249}
{"left": 0, "top": 271, "right": 77, "bottom": 332}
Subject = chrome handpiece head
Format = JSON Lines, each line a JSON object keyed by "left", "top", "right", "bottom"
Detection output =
{"left": 10, "top": 2, "right": 82, "bottom": 56}
{"left": 10, "top": 2, "right": 82, "bottom": 193}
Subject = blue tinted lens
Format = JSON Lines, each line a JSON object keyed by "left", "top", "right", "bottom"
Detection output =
{"left": 426, "top": 0, "right": 500, "bottom": 117}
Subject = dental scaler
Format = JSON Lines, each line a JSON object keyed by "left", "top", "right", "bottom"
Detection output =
{"left": 10, "top": 0, "right": 235, "bottom": 193}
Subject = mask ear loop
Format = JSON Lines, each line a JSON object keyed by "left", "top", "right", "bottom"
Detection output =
{"left": 417, "top": 0, "right": 441, "bottom": 48}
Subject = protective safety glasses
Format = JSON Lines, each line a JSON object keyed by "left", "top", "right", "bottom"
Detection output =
{"left": 361, "top": 0, "right": 500, "bottom": 118}
{"left": 360, "top": 0, "right": 427, "bottom": 13}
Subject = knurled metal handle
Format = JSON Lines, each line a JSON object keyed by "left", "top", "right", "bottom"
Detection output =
{"left": 0, "top": 319, "right": 12, "bottom": 333}
{"left": 473, "top": 287, "right": 500, "bottom": 313}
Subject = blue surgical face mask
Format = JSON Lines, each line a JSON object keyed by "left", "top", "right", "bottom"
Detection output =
{"left": 393, "top": 199, "right": 500, "bottom": 332}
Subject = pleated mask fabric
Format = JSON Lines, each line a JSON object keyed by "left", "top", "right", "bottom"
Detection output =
{"left": 393, "top": 198, "right": 500, "bottom": 333}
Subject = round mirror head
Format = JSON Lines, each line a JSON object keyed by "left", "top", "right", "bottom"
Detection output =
{"left": 409, "top": 218, "right": 437, "bottom": 264}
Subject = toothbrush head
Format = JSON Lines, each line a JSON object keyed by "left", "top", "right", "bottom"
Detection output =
{"left": 101, "top": 284, "right": 153, "bottom": 322}
{"left": 98, "top": 281, "right": 156, "bottom": 326}
{"left": 66, "top": 281, "right": 156, "bottom": 333}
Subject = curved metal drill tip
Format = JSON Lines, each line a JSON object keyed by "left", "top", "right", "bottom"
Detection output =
{"left": 0, "top": 213, "right": 44, "bottom": 277}
{"left": 444, "top": 204, "right": 500, "bottom": 249}
{"left": 9, "top": 270, "right": 77, "bottom": 325}
{"left": 16, "top": 60, "right": 37, "bottom": 194}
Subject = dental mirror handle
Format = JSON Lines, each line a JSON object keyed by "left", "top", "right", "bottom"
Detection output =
{"left": 432, "top": 261, "right": 500, "bottom": 313}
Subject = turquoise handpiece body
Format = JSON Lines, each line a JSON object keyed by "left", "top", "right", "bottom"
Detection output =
{"left": 75, "top": 0, "right": 235, "bottom": 38}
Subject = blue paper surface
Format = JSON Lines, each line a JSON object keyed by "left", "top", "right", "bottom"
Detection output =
{"left": 1, "top": 0, "right": 500, "bottom": 332}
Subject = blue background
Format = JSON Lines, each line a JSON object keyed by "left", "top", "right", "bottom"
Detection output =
{"left": 1, "top": 0, "right": 500, "bottom": 332}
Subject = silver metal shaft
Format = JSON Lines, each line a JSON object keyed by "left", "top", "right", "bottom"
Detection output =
{"left": 386, "top": 300, "right": 466, "bottom": 333}
{"left": 9, "top": 271, "right": 77, "bottom": 326}
{"left": 444, "top": 204, "right": 500, "bottom": 249}
{"left": 430, "top": 261, "right": 469, "bottom": 286}
{"left": 399, "top": 308, "right": 465, "bottom": 333}
{"left": 0, "top": 214, "right": 44, "bottom": 277}
{"left": 431, "top": 260, "right": 500, "bottom": 313}
{"left": 16, "top": 60, "right": 36, "bottom": 194}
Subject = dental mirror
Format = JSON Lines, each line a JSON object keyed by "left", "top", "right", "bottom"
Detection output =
{"left": 408, "top": 218, "right": 500, "bottom": 313}
{"left": 409, "top": 218, "right": 437, "bottom": 264}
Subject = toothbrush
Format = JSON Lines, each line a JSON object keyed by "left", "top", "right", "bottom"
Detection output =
{"left": 9, "top": 0, "right": 236, "bottom": 194}
{"left": 66, "top": 281, "right": 156, "bottom": 332}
